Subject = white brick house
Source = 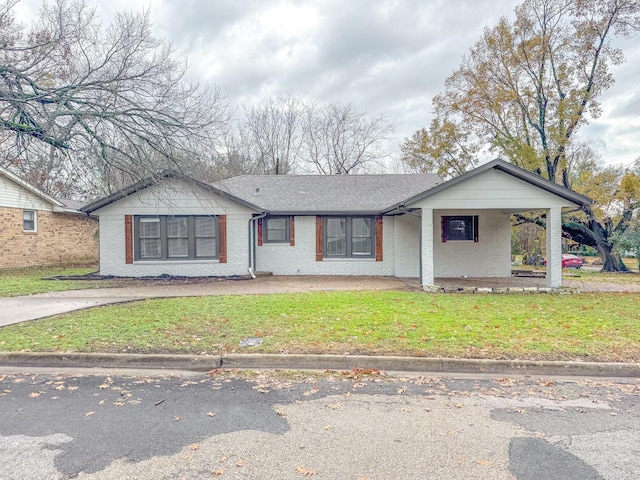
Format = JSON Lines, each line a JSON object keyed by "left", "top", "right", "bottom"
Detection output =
{"left": 81, "top": 159, "right": 591, "bottom": 289}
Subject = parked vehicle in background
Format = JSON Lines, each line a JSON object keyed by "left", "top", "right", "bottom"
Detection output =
{"left": 542, "top": 254, "right": 583, "bottom": 269}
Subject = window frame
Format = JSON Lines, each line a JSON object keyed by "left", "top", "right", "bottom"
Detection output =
{"left": 263, "top": 216, "right": 290, "bottom": 244}
{"left": 323, "top": 216, "right": 375, "bottom": 259}
{"left": 23, "top": 210, "right": 37, "bottom": 232}
{"left": 441, "top": 215, "right": 478, "bottom": 242}
{"left": 134, "top": 215, "right": 219, "bottom": 261}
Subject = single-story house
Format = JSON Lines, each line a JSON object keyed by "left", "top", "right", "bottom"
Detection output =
{"left": 81, "top": 159, "right": 591, "bottom": 289}
{"left": 0, "top": 166, "right": 98, "bottom": 269}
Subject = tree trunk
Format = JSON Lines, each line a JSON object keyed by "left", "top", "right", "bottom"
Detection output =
{"left": 596, "top": 243, "right": 628, "bottom": 272}
{"left": 561, "top": 219, "right": 629, "bottom": 272}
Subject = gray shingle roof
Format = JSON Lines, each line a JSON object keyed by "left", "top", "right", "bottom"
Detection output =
{"left": 214, "top": 174, "right": 443, "bottom": 213}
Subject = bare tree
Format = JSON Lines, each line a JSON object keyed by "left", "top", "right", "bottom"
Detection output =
{"left": 301, "top": 102, "right": 393, "bottom": 175}
{"left": 241, "top": 95, "right": 302, "bottom": 175}
{"left": 0, "top": 0, "right": 230, "bottom": 197}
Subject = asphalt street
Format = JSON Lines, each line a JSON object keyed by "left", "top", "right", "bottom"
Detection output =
{"left": 0, "top": 370, "right": 638, "bottom": 479}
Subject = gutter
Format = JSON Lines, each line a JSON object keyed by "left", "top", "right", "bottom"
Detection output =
{"left": 248, "top": 212, "right": 268, "bottom": 279}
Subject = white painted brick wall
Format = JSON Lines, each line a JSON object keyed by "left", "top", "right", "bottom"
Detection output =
{"left": 433, "top": 211, "right": 511, "bottom": 277}
{"left": 256, "top": 216, "right": 398, "bottom": 276}
{"left": 98, "top": 214, "right": 251, "bottom": 277}
{"left": 394, "top": 213, "right": 420, "bottom": 277}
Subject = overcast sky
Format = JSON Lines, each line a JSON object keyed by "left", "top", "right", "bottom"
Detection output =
{"left": 19, "top": 0, "right": 640, "bottom": 168}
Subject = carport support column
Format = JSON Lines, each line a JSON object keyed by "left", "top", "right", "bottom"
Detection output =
{"left": 421, "top": 208, "right": 435, "bottom": 289}
{"left": 546, "top": 207, "right": 562, "bottom": 289}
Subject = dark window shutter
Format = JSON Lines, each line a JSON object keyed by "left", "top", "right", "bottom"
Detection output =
{"left": 125, "top": 215, "right": 133, "bottom": 264}
{"left": 219, "top": 215, "right": 227, "bottom": 263}
{"left": 473, "top": 215, "right": 479, "bottom": 243}
{"left": 257, "top": 218, "right": 263, "bottom": 246}
{"left": 315, "top": 216, "right": 323, "bottom": 261}
{"left": 375, "top": 216, "right": 383, "bottom": 261}
{"left": 441, "top": 217, "right": 447, "bottom": 243}
{"left": 290, "top": 216, "right": 295, "bottom": 246}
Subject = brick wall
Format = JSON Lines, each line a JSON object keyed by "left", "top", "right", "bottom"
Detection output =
{"left": 0, "top": 207, "right": 98, "bottom": 268}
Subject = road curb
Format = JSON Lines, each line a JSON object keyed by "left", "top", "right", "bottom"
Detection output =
{"left": 0, "top": 352, "right": 638, "bottom": 377}
{"left": 0, "top": 352, "right": 221, "bottom": 370}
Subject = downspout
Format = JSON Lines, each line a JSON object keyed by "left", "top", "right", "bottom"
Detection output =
{"left": 248, "top": 212, "right": 267, "bottom": 279}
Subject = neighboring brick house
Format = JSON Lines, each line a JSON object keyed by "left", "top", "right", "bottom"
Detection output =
{"left": 82, "top": 159, "right": 592, "bottom": 289}
{"left": 0, "top": 166, "right": 98, "bottom": 269}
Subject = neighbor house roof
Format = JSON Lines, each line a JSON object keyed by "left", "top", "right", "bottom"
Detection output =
{"left": 0, "top": 166, "right": 85, "bottom": 214}
{"left": 214, "top": 174, "right": 442, "bottom": 214}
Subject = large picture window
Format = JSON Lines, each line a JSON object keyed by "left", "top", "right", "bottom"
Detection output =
{"left": 134, "top": 216, "right": 218, "bottom": 260}
{"left": 441, "top": 215, "right": 478, "bottom": 242}
{"left": 324, "top": 216, "right": 374, "bottom": 258}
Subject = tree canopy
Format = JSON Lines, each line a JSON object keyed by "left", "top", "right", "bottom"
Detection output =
{"left": 401, "top": 0, "right": 640, "bottom": 271}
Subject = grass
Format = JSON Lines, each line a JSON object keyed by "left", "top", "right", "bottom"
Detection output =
{"left": 0, "top": 264, "right": 119, "bottom": 297}
{"left": 0, "top": 291, "right": 638, "bottom": 362}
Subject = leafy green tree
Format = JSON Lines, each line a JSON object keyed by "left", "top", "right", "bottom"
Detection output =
{"left": 402, "top": 0, "right": 640, "bottom": 271}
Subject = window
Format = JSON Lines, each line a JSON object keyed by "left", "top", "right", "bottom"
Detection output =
{"left": 134, "top": 216, "right": 218, "bottom": 260}
{"left": 441, "top": 215, "right": 478, "bottom": 242}
{"left": 324, "top": 216, "right": 374, "bottom": 258}
{"left": 23, "top": 210, "right": 36, "bottom": 232}
{"left": 264, "top": 216, "right": 289, "bottom": 243}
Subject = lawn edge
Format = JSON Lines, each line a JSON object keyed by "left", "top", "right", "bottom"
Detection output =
{"left": 0, "top": 352, "right": 638, "bottom": 378}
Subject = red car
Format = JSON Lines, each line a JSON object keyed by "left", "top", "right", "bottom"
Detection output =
{"left": 561, "top": 254, "right": 583, "bottom": 269}
{"left": 542, "top": 254, "right": 583, "bottom": 268}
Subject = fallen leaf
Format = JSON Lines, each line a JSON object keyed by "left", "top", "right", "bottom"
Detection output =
{"left": 212, "top": 469, "right": 224, "bottom": 476}
{"left": 174, "top": 416, "right": 180, "bottom": 421}
{"left": 397, "top": 387, "right": 407, "bottom": 394}
{"left": 85, "top": 411, "right": 95, "bottom": 417}
{"left": 207, "top": 412, "right": 216, "bottom": 417}
{"left": 67, "top": 386, "right": 79, "bottom": 391}
{"left": 99, "top": 384, "right": 110, "bottom": 390}
{"left": 324, "top": 425, "right": 331, "bottom": 430}
{"left": 330, "top": 403, "right": 342, "bottom": 410}
{"left": 236, "top": 460, "right": 244, "bottom": 467}
{"left": 276, "top": 410, "right": 286, "bottom": 416}
{"left": 476, "top": 460, "right": 492, "bottom": 467}
{"left": 295, "top": 466, "right": 317, "bottom": 476}
{"left": 455, "top": 403, "right": 463, "bottom": 408}
{"left": 54, "top": 385, "right": 65, "bottom": 391}
{"left": 113, "top": 401, "right": 125, "bottom": 407}
{"left": 28, "top": 392, "right": 41, "bottom": 398}
{"left": 98, "top": 400, "right": 105, "bottom": 405}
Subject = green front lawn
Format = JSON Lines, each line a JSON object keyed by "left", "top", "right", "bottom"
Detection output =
{"left": 0, "top": 265, "right": 115, "bottom": 297}
{"left": 1, "top": 291, "right": 638, "bottom": 362}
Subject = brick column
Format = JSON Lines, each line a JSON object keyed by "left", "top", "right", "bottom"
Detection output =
{"left": 546, "top": 207, "right": 562, "bottom": 288}
{"left": 421, "top": 208, "right": 434, "bottom": 288}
